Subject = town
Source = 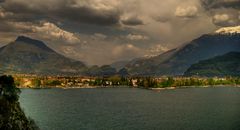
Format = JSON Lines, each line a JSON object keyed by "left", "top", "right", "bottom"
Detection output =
{"left": 12, "top": 74, "right": 240, "bottom": 89}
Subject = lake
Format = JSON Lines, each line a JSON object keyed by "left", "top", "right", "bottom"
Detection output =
{"left": 19, "top": 87, "right": 240, "bottom": 130}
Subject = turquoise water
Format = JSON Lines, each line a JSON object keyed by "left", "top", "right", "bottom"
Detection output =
{"left": 20, "top": 87, "right": 240, "bottom": 130}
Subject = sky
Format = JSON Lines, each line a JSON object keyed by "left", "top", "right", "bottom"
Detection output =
{"left": 0, "top": 0, "right": 239, "bottom": 65}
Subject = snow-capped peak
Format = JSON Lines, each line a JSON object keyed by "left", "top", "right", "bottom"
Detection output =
{"left": 215, "top": 26, "right": 240, "bottom": 34}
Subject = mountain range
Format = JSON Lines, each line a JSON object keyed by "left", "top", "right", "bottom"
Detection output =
{"left": 125, "top": 26, "right": 240, "bottom": 76}
{"left": 0, "top": 26, "right": 239, "bottom": 77}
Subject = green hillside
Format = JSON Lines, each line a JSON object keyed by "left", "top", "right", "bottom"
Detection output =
{"left": 184, "top": 52, "right": 240, "bottom": 77}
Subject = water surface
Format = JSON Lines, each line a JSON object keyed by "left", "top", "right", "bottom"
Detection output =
{"left": 20, "top": 87, "right": 240, "bottom": 130}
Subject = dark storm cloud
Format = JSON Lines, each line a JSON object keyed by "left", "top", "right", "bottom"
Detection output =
{"left": 121, "top": 17, "right": 144, "bottom": 26}
{"left": 201, "top": 0, "right": 240, "bottom": 10}
{"left": 0, "top": 0, "right": 122, "bottom": 26}
{"left": 200, "top": 0, "right": 240, "bottom": 27}
{"left": 56, "top": 6, "right": 120, "bottom": 26}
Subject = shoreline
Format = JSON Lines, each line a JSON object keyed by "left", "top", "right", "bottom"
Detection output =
{"left": 19, "top": 85, "right": 131, "bottom": 89}
{"left": 19, "top": 85, "right": 240, "bottom": 90}
{"left": 149, "top": 85, "right": 240, "bottom": 91}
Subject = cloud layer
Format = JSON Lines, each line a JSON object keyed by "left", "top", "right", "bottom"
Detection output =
{"left": 200, "top": 0, "right": 240, "bottom": 26}
{"left": 0, "top": 0, "right": 239, "bottom": 65}
{"left": 175, "top": 6, "right": 198, "bottom": 18}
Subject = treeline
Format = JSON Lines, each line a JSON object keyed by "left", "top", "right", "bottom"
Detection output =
{"left": 14, "top": 76, "right": 134, "bottom": 88}
{"left": 135, "top": 77, "right": 240, "bottom": 88}
{"left": 0, "top": 75, "right": 39, "bottom": 129}
{"left": 14, "top": 77, "right": 62, "bottom": 88}
{"left": 13, "top": 75, "right": 240, "bottom": 88}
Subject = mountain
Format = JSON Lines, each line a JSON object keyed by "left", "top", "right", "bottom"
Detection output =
{"left": 0, "top": 36, "right": 87, "bottom": 75}
{"left": 110, "top": 58, "right": 144, "bottom": 71}
{"left": 125, "top": 26, "right": 240, "bottom": 76}
{"left": 86, "top": 65, "right": 117, "bottom": 77}
{"left": 110, "top": 60, "right": 130, "bottom": 71}
{"left": 184, "top": 52, "right": 240, "bottom": 77}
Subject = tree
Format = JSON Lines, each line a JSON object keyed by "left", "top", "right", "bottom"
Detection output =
{"left": 160, "top": 77, "right": 174, "bottom": 87}
{"left": 32, "top": 79, "right": 41, "bottom": 87}
{"left": 208, "top": 78, "right": 215, "bottom": 85}
{"left": 138, "top": 77, "right": 158, "bottom": 88}
{"left": 0, "top": 75, "right": 20, "bottom": 102}
{"left": 0, "top": 75, "right": 39, "bottom": 129}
